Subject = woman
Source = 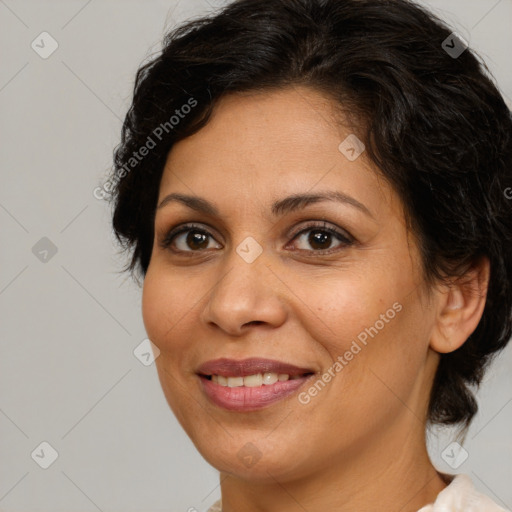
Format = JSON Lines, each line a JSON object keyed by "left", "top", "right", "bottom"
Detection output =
{"left": 110, "top": 0, "right": 512, "bottom": 510}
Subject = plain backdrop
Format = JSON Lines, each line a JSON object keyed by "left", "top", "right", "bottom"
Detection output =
{"left": 1, "top": 1, "right": 511, "bottom": 511}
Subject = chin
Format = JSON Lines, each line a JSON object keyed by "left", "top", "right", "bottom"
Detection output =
{"left": 192, "top": 433, "right": 314, "bottom": 483}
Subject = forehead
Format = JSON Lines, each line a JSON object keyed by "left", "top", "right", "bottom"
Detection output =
{"left": 159, "top": 86, "right": 398, "bottom": 221}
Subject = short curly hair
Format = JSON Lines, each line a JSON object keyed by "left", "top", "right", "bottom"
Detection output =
{"left": 110, "top": 0, "right": 512, "bottom": 430}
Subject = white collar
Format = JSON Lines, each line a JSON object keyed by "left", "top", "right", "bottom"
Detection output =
{"left": 416, "top": 474, "right": 509, "bottom": 512}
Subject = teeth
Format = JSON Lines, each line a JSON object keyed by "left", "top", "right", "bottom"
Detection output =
{"left": 209, "top": 372, "right": 300, "bottom": 387}
{"left": 262, "top": 372, "right": 278, "bottom": 385}
{"left": 244, "top": 373, "right": 263, "bottom": 387}
{"left": 227, "top": 376, "right": 244, "bottom": 388}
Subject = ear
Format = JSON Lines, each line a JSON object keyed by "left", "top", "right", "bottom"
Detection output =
{"left": 429, "top": 257, "right": 490, "bottom": 354}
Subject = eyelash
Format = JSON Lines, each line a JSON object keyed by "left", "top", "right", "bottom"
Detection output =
{"left": 160, "top": 221, "right": 354, "bottom": 256}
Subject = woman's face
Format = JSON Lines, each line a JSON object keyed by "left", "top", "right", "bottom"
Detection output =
{"left": 142, "top": 86, "right": 440, "bottom": 482}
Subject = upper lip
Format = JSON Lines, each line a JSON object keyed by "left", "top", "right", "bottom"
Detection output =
{"left": 197, "top": 358, "right": 315, "bottom": 377}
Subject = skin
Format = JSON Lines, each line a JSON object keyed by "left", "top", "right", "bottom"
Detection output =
{"left": 142, "top": 86, "right": 490, "bottom": 512}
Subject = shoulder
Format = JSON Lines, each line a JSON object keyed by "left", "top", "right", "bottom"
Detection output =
{"left": 417, "top": 474, "right": 510, "bottom": 512}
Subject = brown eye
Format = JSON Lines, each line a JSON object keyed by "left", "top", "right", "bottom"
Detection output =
{"left": 160, "top": 224, "right": 221, "bottom": 253}
{"left": 181, "top": 230, "right": 210, "bottom": 251}
{"left": 161, "top": 221, "right": 353, "bottom": 256}
{"left": 289, "top": 223, "right": 353, "bottom": 253}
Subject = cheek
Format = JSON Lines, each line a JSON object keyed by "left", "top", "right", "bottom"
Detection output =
{"left": 322, "top": 287, "right": 430, "bottom": 422}
{"left": 141, "top": 269, "right": 166, "bottom": 346}
{"left": 301, "top": 260, "right": 430, "bottom": 405}
{"left": 141, "top": 266, "right": 204, "bottom": 423}
{"left": 141, "top": 265, "right": 193, "bottom": 351}
{"left": 302, "top": 267, "right": 401, "bottom": 353}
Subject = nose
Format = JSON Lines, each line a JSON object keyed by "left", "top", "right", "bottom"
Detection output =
{"left": 199, "top": 248, "right": 288, "bottom": 337}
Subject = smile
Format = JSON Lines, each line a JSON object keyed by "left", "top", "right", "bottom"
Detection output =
{"left": 197, "top": 358, "right": 315, "bottom": 411}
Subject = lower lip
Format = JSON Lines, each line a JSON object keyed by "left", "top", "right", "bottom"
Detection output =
{"left": 199, "top": 375, "right": 313, "bottom": 411}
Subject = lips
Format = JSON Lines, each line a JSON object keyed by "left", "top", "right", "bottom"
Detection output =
{"left": 196, "top": 358, "right": 315, "bottom": 411}
{"left": 196, "top": 357, "right": 314, "bottom": 377}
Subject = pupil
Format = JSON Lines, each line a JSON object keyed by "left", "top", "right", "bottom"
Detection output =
{"left": 309, "top": 230, "right": 331, "bottom": 249}
{"left": 187, "top": 231, "right": 208, "bottom": 250}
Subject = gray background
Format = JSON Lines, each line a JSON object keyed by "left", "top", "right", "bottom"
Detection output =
{"left": 1, "top": 0, "right": 511, "bottom": 511}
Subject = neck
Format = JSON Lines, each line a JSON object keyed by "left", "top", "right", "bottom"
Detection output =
{"left": 218, "top": 418, "right": 447, "bottom": 512}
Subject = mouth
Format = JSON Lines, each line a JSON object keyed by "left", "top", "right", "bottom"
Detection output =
{"left": 196, "top": 358, "right": 315, "bottom": 411}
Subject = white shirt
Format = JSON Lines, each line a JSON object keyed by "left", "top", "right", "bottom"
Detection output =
{"left": 417, "top": 474, "right": 509, "bottom": 512}
{"left": 206, "top": 474, "right": 510, "bottom": 512}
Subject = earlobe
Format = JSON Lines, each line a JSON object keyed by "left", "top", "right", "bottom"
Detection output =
{"left": 429, "top": 257, "right": 490, "bottom": 354}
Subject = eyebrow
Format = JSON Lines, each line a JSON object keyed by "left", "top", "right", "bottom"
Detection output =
{"left": 157, "top": 191, "right": 374, "bottom": 219}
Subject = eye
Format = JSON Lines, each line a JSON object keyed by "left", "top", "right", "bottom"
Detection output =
{"left": 287, "top": 221, "right": 353, "bottom": 253}
{"left": 160, "top": 221, "right": 354, "bottom": 255}
{"left": 160, "top": 223, "right": 221, "bottom": 254}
